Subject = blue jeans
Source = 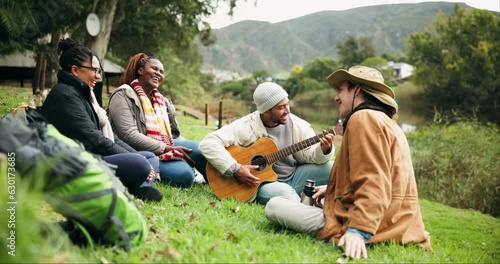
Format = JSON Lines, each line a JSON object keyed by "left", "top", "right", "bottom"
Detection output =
{"left": 255, "top": 161, "right": 333, "bottom": 205}
{"left": 158, "top": 139, "right": 207, "bottom": 188}
{"left": 103, "top": 151, "right": 159, "bottom": 189}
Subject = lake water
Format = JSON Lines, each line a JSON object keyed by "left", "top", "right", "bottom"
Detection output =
{"left": 292, "top": 101, "right": 427, "bottom": 131}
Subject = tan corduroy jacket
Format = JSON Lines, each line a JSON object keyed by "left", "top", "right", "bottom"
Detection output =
{"left": 318, "top": 110, "right": 431, "bottom": 250}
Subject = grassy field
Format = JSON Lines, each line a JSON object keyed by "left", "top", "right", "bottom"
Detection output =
{"left": 0, "top": 86, "right": 37, "bottom": 114}
{"left": 1, "top": 86, "right": 499, "bottom": 263}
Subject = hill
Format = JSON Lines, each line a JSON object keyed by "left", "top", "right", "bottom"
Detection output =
{"left": 199, "top": 2, "right": 473, "bottom": 75}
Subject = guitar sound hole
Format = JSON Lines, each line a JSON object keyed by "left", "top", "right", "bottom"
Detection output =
{"left": 251, "top": 156, "right": 266, "bottom": 171}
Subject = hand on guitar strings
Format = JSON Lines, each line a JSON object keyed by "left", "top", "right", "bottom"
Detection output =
{"left": 319, "top": 129, "right": 335, "bottom": 154}
{"left": 234, "top": 165, "right": 260, "bottom": 187}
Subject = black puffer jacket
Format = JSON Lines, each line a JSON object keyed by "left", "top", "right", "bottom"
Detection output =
{"left": 41, "top": 70, "right": 135, "bottom": 155}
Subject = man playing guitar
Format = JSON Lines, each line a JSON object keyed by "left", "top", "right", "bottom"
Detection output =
{"left": 199, "top": 82, "right": 336, "bottom": 204}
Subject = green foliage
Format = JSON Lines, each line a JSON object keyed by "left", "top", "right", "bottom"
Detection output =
{"left": 284, "top": 57, "right": 338, "bottom": 98}
{"left": 0, "top": 0, "right": 89, "bottom": 56}
{"left": 111, "top": 0, "right": 215, "bottom": 58}
{"left": 381, "top": 53, "right": 403, "bottom": 62}
{"left": 406, "top": 5, "right": 500, "bottom": 125}
{"left": 407, "top": 120, "right": 500, "bottom": 217}
{"left": 1, "top": 0, "right": 239, "bottom": 95}
{"left": 301, "top": 58, "right": 339, "bottom": 83}
{"left": 336, "top": 36, "right": 376, "bottom": 68}
{"left": 156, "top": 45, "right": 205, "bottom": 102}
{"left": 0, "top": 0, "right": 48, "bottom": 55}
{"left": 220, "top": 80, "right": 246, "bottom": 97}
{"left": 252, "top": 70, "right": 271, "bottom": 83}
{"left": 362, "top": 56, "right": 388, "bottom": 68}
{"left": 218, "top": 78, "right": 256, "bottom": 103}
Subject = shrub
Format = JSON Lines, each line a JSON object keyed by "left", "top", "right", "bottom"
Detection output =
{"left": 408, "top": 120, "right": 500, "bottom": 217}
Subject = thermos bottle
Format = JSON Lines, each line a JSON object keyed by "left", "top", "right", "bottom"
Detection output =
{"left": 300, "top": 179, "right": 316, "bottom": 206}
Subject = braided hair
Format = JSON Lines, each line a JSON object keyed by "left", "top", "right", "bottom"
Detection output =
{"left": 119, "top": 53, "right": 158, "bottom": 85}
{"left": 57, "top": 38, "right": 92, "bottom": 72}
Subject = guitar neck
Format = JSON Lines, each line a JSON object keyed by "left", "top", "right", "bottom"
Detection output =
{"left": 265, "top": 129, "right": 334, "bottom": 164}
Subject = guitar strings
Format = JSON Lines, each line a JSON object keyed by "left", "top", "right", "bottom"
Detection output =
{"left": 249, "top": 127, "right": 336, "bottom": 167}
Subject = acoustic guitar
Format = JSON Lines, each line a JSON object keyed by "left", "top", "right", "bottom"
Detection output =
{"left": 206, "top": 122, "right": 343, "bottom": 202}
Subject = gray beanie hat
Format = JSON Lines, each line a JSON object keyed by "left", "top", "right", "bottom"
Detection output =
{"left": 253, "top": 82, "right": 289, "bottom": 113}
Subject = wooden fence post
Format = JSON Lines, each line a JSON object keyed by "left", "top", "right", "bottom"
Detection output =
{"left": 205, "top": 103, "right": 208, "bottom": 126}
{"left": 218, "top": 101, "right": 223, "bottom": 129}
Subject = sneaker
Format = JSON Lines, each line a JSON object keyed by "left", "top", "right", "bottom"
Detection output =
{"left": 129, "top": 186, "right": 163, "bottom": 202}
{"left": 194, "top": 170, "right": 206, "bottom": 184}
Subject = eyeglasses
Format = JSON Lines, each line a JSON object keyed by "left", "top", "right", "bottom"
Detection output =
{"left": 76, "top": 65, "right": 102, "bottom": 75}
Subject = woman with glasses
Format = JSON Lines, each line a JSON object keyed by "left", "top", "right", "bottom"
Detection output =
{"left": 41, "top": 38, "right": 163, "bottom": 202}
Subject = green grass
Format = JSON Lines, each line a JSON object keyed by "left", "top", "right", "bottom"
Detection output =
{"left": 1, "top": 178, "right": 499, "bottom": 263}
{"left": 1, "top": 86, "right": 499, "bottom": 263}
{"left": 0, "top": 86, "right": 35, "bottom": 115}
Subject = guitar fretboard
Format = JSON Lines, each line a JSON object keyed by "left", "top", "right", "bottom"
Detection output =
{"left": 264, "top": 129, "right": 334, "bottom": 164}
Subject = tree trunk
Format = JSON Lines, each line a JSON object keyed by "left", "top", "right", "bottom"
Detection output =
{"left": 85, "top": 0, "right": 119, "bottom": 62}
{"left": 47, "top": 28, "right": 62, "bottom": 88}
{"left": 33, "top": 27, "right": 61, "bottom": 94}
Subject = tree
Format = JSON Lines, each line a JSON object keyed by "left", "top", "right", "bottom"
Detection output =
{"left": 0, "top": 0, "right": 42, "bottom": 55}
{"left": 336, "top": 36, "right": 376, "bottom": 68}
{"left": 285, "top": 57, "right": 338, "bottom": 98}
{"left": 1, "top": 0, "right": 239, "bottom": 93}
{"left": 301, "top": 58, "right": 339, "bottom": 84}
{"left": 252, "top": 70, "right": 271, "bottom": 83}
{"left": 381, "top": 53, "right": 401, "bottom": 63}
{"left": 84, "top": 0, "right": 119, "bottom": 63}
{"left": 406, "top": 5, "right": 499, "bottom": 124}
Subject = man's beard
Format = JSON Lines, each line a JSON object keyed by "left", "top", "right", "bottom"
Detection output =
{"left": 270, "top": 114, "right": 287, "bottom": 125}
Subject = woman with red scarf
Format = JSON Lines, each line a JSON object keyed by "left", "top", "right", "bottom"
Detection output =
{"left": 108, "top": 53, "right": 207, "bottom": 188}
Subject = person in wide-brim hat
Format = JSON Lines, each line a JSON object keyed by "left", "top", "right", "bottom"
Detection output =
{"left": 327, "top": 65, "right": 398, "bottom": 114}
{"left": 264, "top": 66, "right": 431, "bottom": 260}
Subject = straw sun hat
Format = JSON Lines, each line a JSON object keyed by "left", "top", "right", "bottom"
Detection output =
{"left": 327, "top": 65, "right": 398, "bottom": 112}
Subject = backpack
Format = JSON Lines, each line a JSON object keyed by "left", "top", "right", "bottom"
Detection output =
{"left": 0, "top": 106, "right": 147, "bottom": 251}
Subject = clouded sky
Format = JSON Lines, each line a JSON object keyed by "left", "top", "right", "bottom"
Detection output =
{"left": 207, "top": 0, "right": 499, "bottom": 29}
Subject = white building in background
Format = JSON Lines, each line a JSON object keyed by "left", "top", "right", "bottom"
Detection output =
{"left": 202, "top": 67, "right": 245, "bottom": 83}
{"left": 389, "top": 62, "right": 414, "bottom": 80}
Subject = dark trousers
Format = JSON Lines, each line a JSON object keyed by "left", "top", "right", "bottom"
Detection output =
{"left": 103, "top": 151, "right": 159, "bottom": 190}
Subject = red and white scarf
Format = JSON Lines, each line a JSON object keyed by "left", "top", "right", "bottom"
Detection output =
{"left": 131, "top": 80, "right": 186, "bottom": 162}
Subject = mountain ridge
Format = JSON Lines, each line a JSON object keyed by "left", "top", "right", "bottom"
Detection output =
{"left": 200, "top": 2, "right": 481, "bottom": 75}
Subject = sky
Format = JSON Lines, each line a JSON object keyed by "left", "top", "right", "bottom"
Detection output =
{"left": 207, "top": 0, "right": 500, "bottom": 29}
